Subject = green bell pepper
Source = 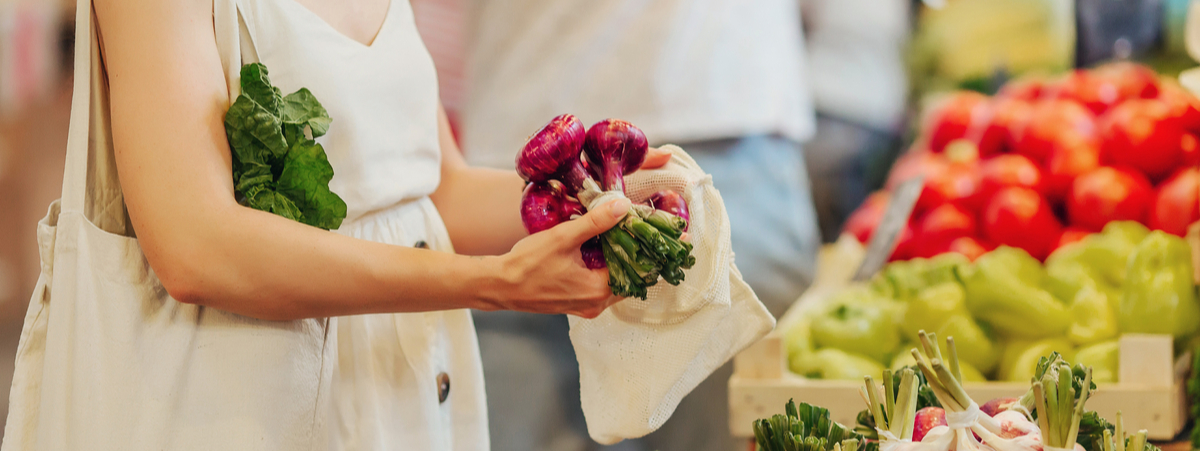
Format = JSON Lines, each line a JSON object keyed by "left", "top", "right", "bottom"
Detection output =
{"left": 1066, "top": 282, "right": 1118, "bottom": 346}
{"left": 810, "top": 291, "right": 901, "bottom": 362}
{"left": 997, "top": 338, "right": 1075, "bottom": 382}
{"left": 1119, "top": 231, "right": 1200, "bottom": 339}
{"left": 901, "top": 282, "right": 998, "bottom": 373}
{"left": 1074, "top": 340, "right": 1119, "bottom": 383}
{"left": 958, "top": 246, "right": 1070, "bottom": 339}
{"left": 869, "top": 253, "right": 969, "bottom": 301}
{"left": 1046, "top": 221, "right": 1150, "bottom": 293}
{"left": 794, "top": 348, "right": 886, "bottom": 380}
{"left": 889, "top": 344, "right": 986, "bottom": 382}
{"left": 783, "top": 317, "right": 813, "bottom": 370}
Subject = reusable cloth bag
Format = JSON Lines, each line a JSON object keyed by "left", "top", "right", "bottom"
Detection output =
{"left": 1, "top": 1, "right": 335, "bottom": 450}
{"left": 570, "top": 145, "right": 776, "bottom": 444}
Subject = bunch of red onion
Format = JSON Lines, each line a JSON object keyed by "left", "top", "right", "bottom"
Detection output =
{"left": 517, "top": 114, "right": 695, "bottom": 299}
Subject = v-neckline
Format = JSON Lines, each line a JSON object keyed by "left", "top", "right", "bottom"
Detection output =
{"left": 279, "top": 0, "right": 396, "bottom": 49}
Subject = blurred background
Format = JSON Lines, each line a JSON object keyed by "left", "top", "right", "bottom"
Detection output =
{"left": 0, "top": 0, "right": 1198, "bottom": 445}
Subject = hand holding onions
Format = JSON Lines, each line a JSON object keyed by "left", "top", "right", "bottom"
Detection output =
{"left": 517, "top": 114, "right": 695, "bottom": 299}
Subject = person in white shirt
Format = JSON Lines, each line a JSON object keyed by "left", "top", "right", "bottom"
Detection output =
{"left": 460, "top": 1, "right": 820, "bottom": 449}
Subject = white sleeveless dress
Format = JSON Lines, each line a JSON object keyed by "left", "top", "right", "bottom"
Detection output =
{"left": 234, "top": 0, "right": 489, "bottom": 449}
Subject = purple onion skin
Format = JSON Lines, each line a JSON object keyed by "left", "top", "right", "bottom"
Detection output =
{"left": 516, "top": 114, "right": 586, "bottom": 183}
{"left": 583, "top": 119, "right": 648, "bottom": 192}
{"left": 580, "top": 238, "right": 606, "bottom": 269}
{"left": 520, "top": 181, "right": 584, "bottom": 234}
{"left": 556, "top": 156, "right": 593, "bottom": 196}
{"left": 648, "top": 190, "right": 690, "bottom": 227}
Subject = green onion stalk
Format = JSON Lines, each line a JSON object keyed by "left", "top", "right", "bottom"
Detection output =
{"left": 859, "top": 368, "right": 920, "bottom": 442}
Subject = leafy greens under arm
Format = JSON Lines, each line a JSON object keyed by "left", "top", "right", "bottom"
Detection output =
{"left": 223, "top": 63, "right": 346, "bottom": 230}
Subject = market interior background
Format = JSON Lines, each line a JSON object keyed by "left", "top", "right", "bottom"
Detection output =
{"left": 0, "top": 0, "right": 1196, "bottom": 443}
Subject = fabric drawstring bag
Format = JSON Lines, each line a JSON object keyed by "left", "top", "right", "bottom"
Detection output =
{"left": 1, "top": 1, "right": 335, "bottom": 449}
{"left": 570, "top": 145, "right": 776, "bottom": 444}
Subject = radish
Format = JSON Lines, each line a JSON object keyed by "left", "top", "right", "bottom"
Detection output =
{"left": 980, "top": 397, "right": 1020, "bottom": 417}
{"left": 914, "top": 407, "right": 948, "bottom": 441}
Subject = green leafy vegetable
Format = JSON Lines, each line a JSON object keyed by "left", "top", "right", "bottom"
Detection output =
{"left": 224, "top": 63, "right": 346, "bottom": 230}
{"left": 754, "top": 399, "right": 874, "bottom": 451}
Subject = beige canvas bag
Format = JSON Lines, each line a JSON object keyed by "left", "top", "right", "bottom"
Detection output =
{"left": 1, "top": 0, "right": 334, "bottom": 449}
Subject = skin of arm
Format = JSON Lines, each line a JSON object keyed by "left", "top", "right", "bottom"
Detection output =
{"left": 94, "top": 0, "right": 626, "bottom": 321}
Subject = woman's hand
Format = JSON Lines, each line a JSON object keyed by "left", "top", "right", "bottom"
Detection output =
{"left": 639, "top": 146, "right": 673, "bottom": 171}
{"left": 487, "top": 198, "right": 632, "bottom": 319}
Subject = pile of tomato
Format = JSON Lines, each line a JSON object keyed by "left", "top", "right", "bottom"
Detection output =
{"left": 845, "top": 62, "right": 1200, "bottom": 261}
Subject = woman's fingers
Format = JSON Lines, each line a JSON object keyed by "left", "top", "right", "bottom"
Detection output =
{"left": 551, "top": 198, "right": 631, "bottom": 247}
{"left": 638, "top": 147, "right": 672, "bottom": 170}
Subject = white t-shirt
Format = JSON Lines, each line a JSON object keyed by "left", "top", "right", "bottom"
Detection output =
{"left": 460, "top": 0, "right": 816, "bottom": 169}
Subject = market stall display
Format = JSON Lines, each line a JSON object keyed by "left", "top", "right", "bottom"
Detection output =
{"left": 845, "top": 62, "right": 1200, "bottom": 263}
{"left": 727, "top": 229, "right": 1194, "bottom": 441}
{"left": 750, "top": 335, "right": 1162, "bottom": 451}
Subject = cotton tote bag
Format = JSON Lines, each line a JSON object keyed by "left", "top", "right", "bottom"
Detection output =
{"left": 1, "top": 1, "right": 334, "bottom": 449}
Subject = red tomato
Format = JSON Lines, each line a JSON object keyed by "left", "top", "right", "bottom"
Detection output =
{"left": 1183, "top": 133, "right": 1200, "bottom": 166}
{"left": 889, "top": 223, "right": 918, "bottom": 262}
{"left": 886, "top": 150, "right": 948, "bottom": 191}
{"left": 983, "top": 187, "right": 1063, "bottom": 260}
{"left": 1012, "top": 99, "right": 1097, "bottom": 164}
{"left": 1055, "top": 227, "right": 1091, "bottom": 250}
{"left": 1148, "top": 168, "right": 1200, "bottom": 237}
{"left": 978, "top": 154, "right": 1045, "bottom": 205}
{"left": 842, "top": 191, "right": 890, "bottom": 243}
{"left": 915, "top": 162, "right": 983, "bottom": 214}
{"left": 1058, "top": 64, "right": 1158, "bottom": 115}
{"left": 1067, "top": 166, "right": 1153, "bottom": 231}
{"left": 974, "top": 98, "right": 1033, "bottom": 157}
{"left": 1056, "top": 70, "right": 1123, "bottom": 115}
{"left": 1043, "top": 134, "right": 1102, "bottom": 201}
{"left": 925, "top": 91, "right": 990, "bottom": 153}
{"left": 1157, "top": 80, "right": 1200, "bottom": 132}
{"left": 1099, "top": 99, "right": 1185, "bottom": 181}
{"left": 998, "top": 73, "right": 1054, "bottom": 101}
{"left": 945, "top": 236, "right": 994, "bottom": 261}
{"left": 1092, "top": 62, "right": 1160, "bottom": 100}
{"left": 917, "top": 204, "right": 977, "bottom": 244}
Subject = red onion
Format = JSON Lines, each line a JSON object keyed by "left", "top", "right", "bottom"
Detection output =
{"left": 516, "top": 114, "right": 586, "bottom": 183}
{"left": 580, "top": 238, "right": 606, "bottom": 269}
{"left": 647, "top": 190, "right": 689, "bottom": 226}
{"left": 583, "top": 119, "right": 648, "bottom": 192}
{"left": 520, "top": 181, "right": 583, "bottom": 234}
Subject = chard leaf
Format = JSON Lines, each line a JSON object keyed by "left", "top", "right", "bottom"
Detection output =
{"left": 276, "top": 140, "right": 346, "bottom": 230}
{"left": 245, "top": 187, "right": 303, "bottom": 222}
{"left": 225, "top": 95, "right": 288, "bottom": 163}
{"left": 239, "top": 63, "right": 283, "bottom": 115}
{"left": 225, "top": 62, "right": 345, "bottom": 231}
{"left": 282, "top": 88, "right": 332, "bottom": 139}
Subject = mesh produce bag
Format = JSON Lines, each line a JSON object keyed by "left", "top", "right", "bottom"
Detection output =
{"left": 568, "top": 145, "right": 776, "bottom": 444}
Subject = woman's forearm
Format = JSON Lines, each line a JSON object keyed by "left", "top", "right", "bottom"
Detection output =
{"left": 162, "top": 201, "right": 509, "bottom": 320}
{"left": 432, "top": 166, "right": 528, "bottom": 256}
{"left": 430, "top": 105, "right": 529, "bottom": 256}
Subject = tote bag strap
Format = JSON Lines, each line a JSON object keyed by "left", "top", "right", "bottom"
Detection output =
{"left": 59, "top": 0, "right": 256, "bottom": 217}
{"left": 58, "top": 0, "right": 97, "bottom": 215}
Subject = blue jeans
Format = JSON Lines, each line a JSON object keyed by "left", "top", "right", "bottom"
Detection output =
{"left": 474, "top": 135, "right": 820, "bottom": 451}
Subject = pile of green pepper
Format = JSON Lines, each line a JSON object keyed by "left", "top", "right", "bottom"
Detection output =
{"left": 785, "top": 221, "right": 1199, "bottom": 383}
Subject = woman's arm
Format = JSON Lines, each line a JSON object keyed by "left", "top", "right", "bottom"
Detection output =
{"left": 95, "top": 0, "right": 624, "bottom": 321}
{"left": 429, "top": 107, "right": 528, "bottom": 256}
{"left": 431, "top": 108, "right": 674, "bottom": 256}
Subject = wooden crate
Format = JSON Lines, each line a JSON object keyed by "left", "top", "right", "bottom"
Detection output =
{"left": 727, "top": 235, "right": 1197, "bottom": 441}
{"left": 729, "top": 333, "right": 1189, "bottom": 440}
